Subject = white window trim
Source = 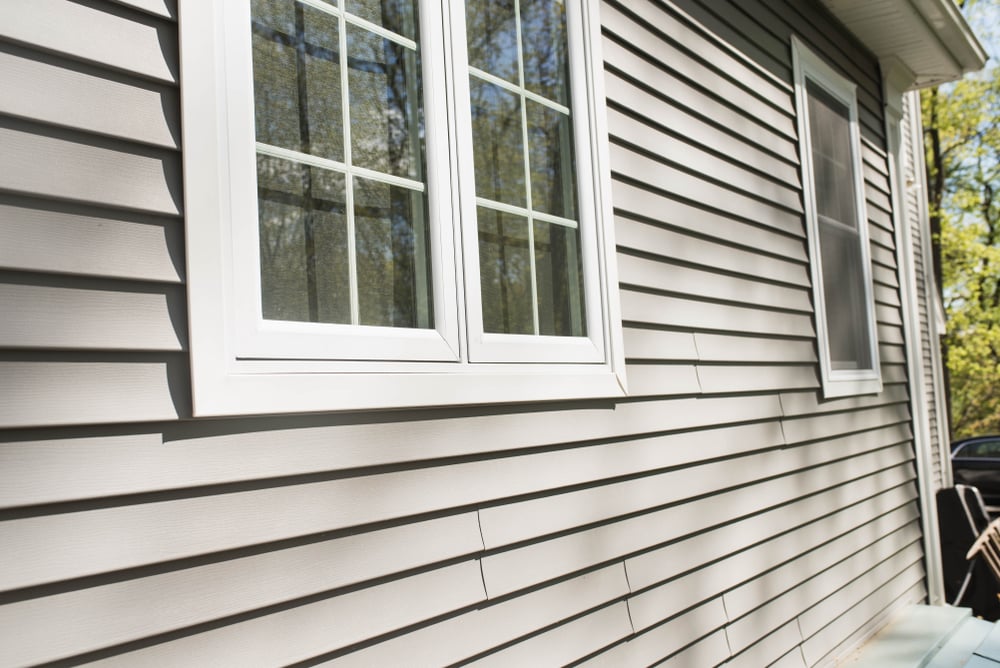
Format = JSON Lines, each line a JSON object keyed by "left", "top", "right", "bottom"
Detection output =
{"left": 791, "top": 37, "right": 882, "bottom": 398}
{"left": 179, "top": 0, "right": 626, "bottom": 416}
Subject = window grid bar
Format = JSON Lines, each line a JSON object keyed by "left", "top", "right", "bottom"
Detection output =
{"left": 475, "top": 196, "right": 578, "bottom": 229}
{"left": 292, "top": 2, "right": 320, "bottom": 321}
{"left": 817, "top": 213, "right": 861, "bottom": 235}
{"left": 255, "top": 143, "right": 426, "bottom": 193}
{"left": 337, "top": 10, "right": 360, "bottom": 325}
{"left": 297, "top": 0, "right": 418, "bottom": 51}
{"left": 468, "top": 66, "right": 570, "bottom": 115}
{"left": 513, "top": 0, "right": 540, "bottom": 336}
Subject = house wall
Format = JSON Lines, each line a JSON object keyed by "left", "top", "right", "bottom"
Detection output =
{"left": 900, "top": 89, "right": 953, "bottom": 491}
{"left": 0, "top": 0, "right": 925, "bottom": 666}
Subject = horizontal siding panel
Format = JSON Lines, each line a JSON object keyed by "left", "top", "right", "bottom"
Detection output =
{"left": 581, "top": 598, "right": 726, "bottom": 666}
{"left": 876, "top": 302, "right": 904, "bottom": 327}
{"left": 694, "top": 333, "right": 816, "bottom": 363}
{"left": 624, "top": 363, "right": 701, "bottom": 396}
{"left": 872, "top": 244, "right": 900, "bottom": 272}
{"left": 881, "top": 365, "right": 908, "bottom": 385}
{"left": 622, "top": 327, "right": 698, "bottom": 361}
{"left": 603, "top": 73, "right": 799, "bottom": 185}
{"left": 0, "top": 357, "right": 183, "bottom": 429}
{"left": 724, "top": 505, "right": 921, "bottom": 621}
{"left": 108, "top": 0, "right": 176, "bottom": 20}
{"left": 602, "top": 36, "right": 797, "bottom": 162}
{"left": 612, "top": 179, "right": 805, "bottom": 252}
{"left": 874, "top": 282, "right": 902, "bottom": 307}
{"left": 778, "top": 384, "right": 909, "bottom": 417}
{"left": 0, "top": 422, "right": 787, "bottom": 589}
{"left": 0, "top": 0, "right": 177, "bottom": 83}
{"left": 467, "top": 602, "right": 633, "bottom": 668}
{"left": 696, "top": 364, "right": 818, "bottom": 394}
{"left": 621, "top": 479, "right": 917, "bottom": 645}
{"left": 805, "top": 589, "right": 920, "bottom": 668}
{"left": 872, "top": 263, "right": 900, "bottom": 289}
{"left": 708, "top": 493, "right": 913, "bottom": 606}
{"left": 799, "top": 566, "right": 925, "bottom": 666}
{"left": 869, "top": 223, "right": 896, "bottom": 251}
{"left": 618, "top": 0, "right": 792, "bottom": 108}
{"left": 90, "top": 560, "right": 486, "bottom": 668}
{"left": 481, "top": 453, "right": 913, "bottom": 597}
{"left": 611, "top": 144, "right": 803, "bottom": 233}
{"left": 0, "top": 44, "right": 179, "bottom": 148}
{"left": 330, "top": 564, "right": 629, "bottom": 667}
{"left": 781, "top": 404, "right": 911, "bottom": 445}
{"left": 482, "top": 432, "right": 863, "bottom": 550}
{"left": 728, "top": 619, "right": 804, "bottom": 668}
{"left": 0, "top": 396, "right": 784, "bottom": 509}
{"left": 673, "top": 0, "right": 790, "bottom": 75}
{"left": 602, "top": 1, "right": 795, "bottom": 138}
{"left": 617, "top": 252, "right": 812, "bottom": 312}
{"left": 0, "top": 279, "right": 185, "bottom": 351}
{"left": 658, "top": 628, "right": 732, "bottom": 667}
{"left": 0, "top": 197, "right": 183, "bottom": 283}
{"left": 0, "top": 119, "right": 182, "bottom": 215}
{"left": 616, "top": 219, "right": 809, "bottom": 286}
{"left": 878, "top": 323, "right": 906, "bottom": 345}
{"left": 621, "top": 290, "right": 815, "bottom": 337}
{"left": 624, "top": 448, "right": 917, "bottom": 593}
{"left": 724, "top": 529, "right": 922, "bottom": 653}
{"left": 609, "top": 107, "right": 800, "bottom": 209}
{"left": 0, "top": 513, "right": 483, "bottom": 666}
{"left": 796, "top": 545, "right": 924, "bottom": 641}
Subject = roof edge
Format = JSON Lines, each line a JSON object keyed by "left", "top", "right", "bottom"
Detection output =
{"left": 910, "top": 0, "right": 989, "bottom": 74}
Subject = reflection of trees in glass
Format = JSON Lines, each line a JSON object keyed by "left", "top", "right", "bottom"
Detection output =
{"left": 465, "top": 0, "right": 518, "bottom": 83}
{"left": 467, "top": 0, "right": 585, "bottom": 336}
{"left": 470, "top": 80, "right": 525, "bottom": 206}
{"left": 479, "top": 209, "right": 534, "bottom": 334}
{"left": 251, "top": 0, "right": 431, "bottom": 329}
{"left": 520, "top": 0, "right": 569, "bottom": 104}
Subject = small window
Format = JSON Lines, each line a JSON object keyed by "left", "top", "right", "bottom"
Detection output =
{"left": 792, "top": 38, "right": 882, "bottom": 398}
{"left": 179, "top": 0, "right": 625, "bottom": 416}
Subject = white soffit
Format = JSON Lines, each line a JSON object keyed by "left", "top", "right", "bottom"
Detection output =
{"left": 821, "top": 0, "right": 987, "bottom": 88}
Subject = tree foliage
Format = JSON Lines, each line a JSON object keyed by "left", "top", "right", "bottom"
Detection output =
{"left": 922, "top": 2, "right": 1000, "bottom": 438}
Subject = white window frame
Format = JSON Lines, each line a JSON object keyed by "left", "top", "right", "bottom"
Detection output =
{"left": 792, "top": 37, "right": 882, "bottom": 398}
{"left": 179, "top": 0, "right": 626, "bottom": 416}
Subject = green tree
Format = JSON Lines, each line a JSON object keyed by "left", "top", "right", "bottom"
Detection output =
{"left": 923, "top": 2, "right": 1000, "bottom": 437}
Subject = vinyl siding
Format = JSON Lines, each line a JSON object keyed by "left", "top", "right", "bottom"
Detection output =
{"left": 0, "top": 0, "right": 926, "bottom": 666}
{"left": 900, "top": 90, "right": 951, "bottom": 491}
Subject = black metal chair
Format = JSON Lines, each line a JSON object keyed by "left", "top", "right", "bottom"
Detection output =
{"left": 938, "top": 484, "right": 1000, "bottom": 619}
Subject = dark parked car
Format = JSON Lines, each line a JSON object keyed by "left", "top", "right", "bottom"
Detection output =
{"left": 952, "top": 436, "right": 1000, "bottom": 508}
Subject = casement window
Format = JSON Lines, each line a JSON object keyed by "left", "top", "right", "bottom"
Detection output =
{"left": 792, "top": 38, "right": 882, "bottom": 398}
{"left": 179, "top": 0, "right": 625, "bottom": 416}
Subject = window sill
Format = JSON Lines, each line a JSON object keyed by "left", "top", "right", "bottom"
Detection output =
{"left": 190, "top": 360, "right": 628, "bottom": 417}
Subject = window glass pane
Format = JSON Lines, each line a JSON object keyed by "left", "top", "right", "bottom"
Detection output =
{"left": 526, "top": 99, "right": 577, "bottom": 219}
{"left": 257, "top": 155, "right": 351, "bottom": 323}
{"left": 252, "top": 0, "right": 434, "bottom": 331}
{"left": 520, "top": 0, "right": 570, "bottom": 105}
{"left": 807, "top": 81, "right": 857, "bottom": 229}
{"left": 347, "top": 25, "right": 424, "bottom": 179}
{"left": 470, "top": 79, "right": 526, "bottom": 207}
{"left": 354, "top": 176, "right": 433, "bottom": 328}
{"left": 479, "top": 208, "right": 534, "bottom": 334}
{"left": 534, "top": 221, "right": 585, "bottom": 336}
{"left": 465, "top": 0, "right": 518, "bottom": 84}
{"left": 819, "top": 221, "right": 871, "bottom": 370}
{"left": 346, "top": 0, "right": 417, "bottom": 40}
{"left": 252, "top": 0, "right": 344, "bottom": 161}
